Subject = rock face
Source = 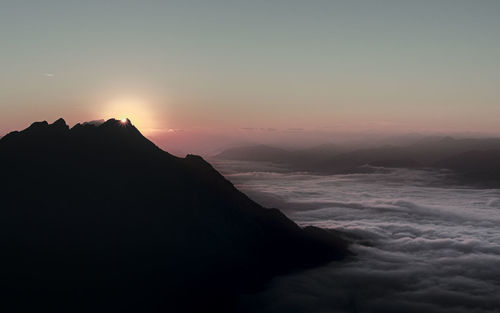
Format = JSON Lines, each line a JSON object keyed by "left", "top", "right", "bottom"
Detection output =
{"left": 0, "top": 118, "right": 349, "bottom": 313}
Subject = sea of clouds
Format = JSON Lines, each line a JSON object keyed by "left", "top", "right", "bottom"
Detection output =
{"left": 212, "top": 160, "right": 500, "bottom": 313}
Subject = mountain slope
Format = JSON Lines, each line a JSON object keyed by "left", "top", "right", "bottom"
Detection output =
{"left": 215, "top": 137, "right": 500, "bottom": 177}
{"left": 215, "top": 144, "right": 293, "bottom": 163}
{"left": 0, "top": 118, "right": 349, "bottom": 313}
{"left": 434, "top": 149, "right": 500, "bottom": 186}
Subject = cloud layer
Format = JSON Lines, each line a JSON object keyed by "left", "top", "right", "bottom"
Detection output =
{"left": 213, "top": 161, "right": 500, "bottom": 313}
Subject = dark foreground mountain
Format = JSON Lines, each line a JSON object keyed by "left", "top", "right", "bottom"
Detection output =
{"left": 0, "top": 118, "right": 349, "bottom": 313}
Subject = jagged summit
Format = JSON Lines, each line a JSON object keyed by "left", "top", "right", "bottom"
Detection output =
{"left": 24, "top": 118, "right": 67, "bottom": 131}
{"left": 69, "top": 117, "right": 140, "bottom": 133}
{"left": 27, "top": 120, "right": 49, "bottom": 129}
{"left": 1, "top": 117, "right": 163, "bottom": 155}
{"left": 98, "top": 118, "right": 138, "bottom": 132}
{"left": 81, "top": 119, "right": 105, "bottom": 127}
{"left": 0, "top": 117, "right": 349, "bottom": 312}
{"left": 1, "top": 117, "right": 138, "bottom": 141}
{"left": 52, "top": 117, "right": 68, "bottom": 128}
{"left": 74, "top": 117, "right": 132, "bottom": 129}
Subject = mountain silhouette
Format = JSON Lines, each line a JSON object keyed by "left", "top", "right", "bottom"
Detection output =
{"left": 0, "top": 118, "right": 349, "bottom": 313}
{"left": 434, "top": 149, "right": 500, "bottom": 186}
{"left": 216, "top": 138, "right": 500, "bottom": 182}
{"left": 215, "top": 144, "right": 293, "bottom": 163}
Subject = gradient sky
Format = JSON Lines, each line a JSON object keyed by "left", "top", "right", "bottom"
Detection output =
{"left": 1, "top": 1, "right": 500, "bottom": 151}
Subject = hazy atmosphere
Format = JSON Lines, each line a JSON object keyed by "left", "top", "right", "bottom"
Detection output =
{"left": 1, "top": 1, "right": 499, "bottom": 313}
{"left": 2, "top": 1, "right": 500, "bottom": 154}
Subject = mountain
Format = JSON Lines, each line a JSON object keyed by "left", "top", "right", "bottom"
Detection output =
{"left": 0, "top": 118, "right": 349, "bottom": 313}
{"left": 215, "top": 144, "right": 292, "bottom": 163}
{"left": 216, "top": 138, "right": 500, "bottom": 179}
{"left": 215, "top": 143, "right": 419, "bottom": 173}
{"left": 314, "top": 137, "right": 500, "bottom": 175}
{"left": 434, "top": 150, "right": 500, "bottom": 186}
{"left": 214, "top": 144, "right": 349, "bottom": 171}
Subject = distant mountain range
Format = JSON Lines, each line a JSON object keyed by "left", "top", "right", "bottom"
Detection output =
{"left": 216, "top": 137, "right": 500, "bottom": 186}
{"left": 0, "top": 118, "right": 349, "bottom": 312}
{"left": 215, "top": 143, "right": 345, "bottom": 166}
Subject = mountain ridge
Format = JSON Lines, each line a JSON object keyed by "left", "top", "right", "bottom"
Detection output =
{"left": 0, "top": 118, "right": 350, "bottom": 313}
{"left": 215, "top": 139, "right": 500, "bottom": 185}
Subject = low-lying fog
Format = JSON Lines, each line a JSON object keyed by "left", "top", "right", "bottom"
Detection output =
{"left": 213, "top": 160, "right": 500, "bottom": 313}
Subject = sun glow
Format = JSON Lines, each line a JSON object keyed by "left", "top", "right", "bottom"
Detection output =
{"left": 101, "top": 95, "right": 156, "bottom": 133}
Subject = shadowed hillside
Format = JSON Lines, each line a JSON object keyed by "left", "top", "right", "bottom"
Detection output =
{"left": 0, "top": 118, "right": 349, "bottom": 313}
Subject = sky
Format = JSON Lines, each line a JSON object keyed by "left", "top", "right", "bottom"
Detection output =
{"left": 1, "top": 0, "right": 500, "bottom": 152}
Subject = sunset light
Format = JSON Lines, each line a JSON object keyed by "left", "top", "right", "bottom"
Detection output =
{"left": 1, "top": 1, "right": 499, "bottom": 312}
{"left": 101, "top": 95, "right": 156, "bottom": 132}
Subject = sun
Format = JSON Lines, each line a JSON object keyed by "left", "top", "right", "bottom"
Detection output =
{"left": 101, "top": 95, "right": 157, "bottom": 132}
